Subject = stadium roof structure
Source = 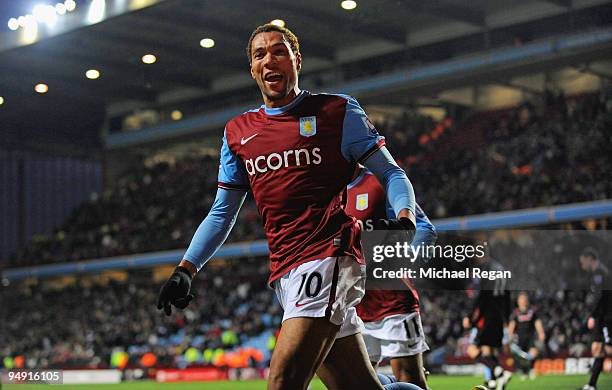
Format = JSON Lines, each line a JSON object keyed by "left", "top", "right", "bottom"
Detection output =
{"left": 0, "top": 0, "right": 611, "bottom": 149}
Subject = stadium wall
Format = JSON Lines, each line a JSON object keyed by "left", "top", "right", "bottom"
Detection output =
{"left": 0, "top": 150, "right": 103, "bottom": 262}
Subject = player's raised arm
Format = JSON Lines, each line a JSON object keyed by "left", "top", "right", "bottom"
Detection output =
{"left": 339, "top": 95, "right": 416, "bottom": 232}
{"left": 157, "top": 131, "right": 249, "bottom": 316}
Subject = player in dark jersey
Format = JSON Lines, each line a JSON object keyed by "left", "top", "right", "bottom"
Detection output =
{"left": 578, "top": 247, "right": 611, "bottom": 390}
{"left": 346, "top": 167, "right": 437, "bottom": 389}
{"left": 157, "top": 24, "right": 424, "bottom": 390}
{"left": 463, "top": 255, "right": 512, "bottom": 390}
{"left": 507, "top": 292, "right": 545, "bottom": 380}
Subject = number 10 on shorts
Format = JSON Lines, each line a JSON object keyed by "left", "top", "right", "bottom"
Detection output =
{"left": 296, "top": 272, "right": 323, "bottom": 305}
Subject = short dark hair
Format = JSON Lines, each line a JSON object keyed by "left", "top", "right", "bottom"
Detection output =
{"left": 581, "top": 247, "right": 599, "bottom": 260}
{"left": 246, "top": 24, "right": 300, "bottom": 65}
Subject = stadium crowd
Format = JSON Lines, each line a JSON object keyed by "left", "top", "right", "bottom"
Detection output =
{"left": 2, "top": 90, "right": 611, "bottom": 370}
{"left": 0, "top": 249, "right": 605, "bottom": 370}
{"left": 388, "top": 90, "right": 611, "bottom": 218}
{"left": 0, "top": 257, "right": 280, "bottom": 369}
{"left": 9, "top": 90, "right": 611, "bottom": 267}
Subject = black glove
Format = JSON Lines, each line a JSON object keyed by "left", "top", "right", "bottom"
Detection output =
{"left": 374, "top": 217, "right": 417, "bottom": 243}
{"left": 157, "top": 266, "right": 194, "bottom": 316}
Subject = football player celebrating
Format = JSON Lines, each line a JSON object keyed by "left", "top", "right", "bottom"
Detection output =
{"left": 158, "top": 24, "right": 423, "bottom": 390}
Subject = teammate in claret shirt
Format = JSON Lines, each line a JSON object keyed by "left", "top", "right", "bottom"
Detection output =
{"left": 346, "top": 167, "right": 437, "bottom": 389}
{"left": 507, "top": 292, "right": 545, "bottom": 380}
{"left": 157, "top": 23, "right": 425, "bottom": 390}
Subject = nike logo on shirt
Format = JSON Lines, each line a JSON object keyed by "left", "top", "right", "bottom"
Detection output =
{"left": 241, "top": 133, "right": 259, "bottom": 145}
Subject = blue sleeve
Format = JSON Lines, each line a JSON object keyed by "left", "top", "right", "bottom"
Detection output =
{"left": 364, "top": 146, "right": 415, "bottom": 216}
{"left": 415, "top": 204, "right": 435, "bottom": 232}
{"left": 183, "top": 188, "right": 246, "bottom": 271}
{"left": 413, "top": 204, "right": 437, "bottom": 246}
{"left": 218, "top": 129, "right": 249, "bottom": 190}
{"left": 338, "top": 95, "right": 386, "bottom": 163}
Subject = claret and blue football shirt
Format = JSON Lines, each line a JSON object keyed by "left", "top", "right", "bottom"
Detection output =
{"left": 218, "top": 90, "right": 385, "bottom": 283}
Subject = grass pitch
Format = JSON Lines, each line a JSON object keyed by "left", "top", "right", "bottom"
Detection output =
{"left": 2, "top": 374, "right": 611, "bottom": 389}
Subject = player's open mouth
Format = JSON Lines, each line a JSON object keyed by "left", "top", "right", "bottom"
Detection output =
{"left": 264, "top": 73, "right": 283, "bottom": 84}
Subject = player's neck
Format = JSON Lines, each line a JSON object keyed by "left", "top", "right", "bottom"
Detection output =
{"left": 264, "top": 86, "right": 302, "bottom": 108}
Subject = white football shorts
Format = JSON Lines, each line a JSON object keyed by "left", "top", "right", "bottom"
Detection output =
{"left": 274, "top": 256, "right": 366, "bottom": 339}
{"left": 363, "top": 312, "right": 429, "bottom": 363}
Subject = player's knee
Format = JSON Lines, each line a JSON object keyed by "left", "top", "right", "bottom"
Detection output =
{"left": 467, "top": 345, "right": 480, "bottom": 359}
{"left": 392, "top": 359, "right": 426, "bottom": 387}
{"left": 396, "top": 369, "right": 413, "bottom": 383}
{"left": 267, "top": 365, "right": 309, "bottom": 390}
{"left": 396, "top": 371, "right": 426, "bottom": 388}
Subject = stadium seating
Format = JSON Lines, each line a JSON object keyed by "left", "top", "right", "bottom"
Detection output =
{"left": 10, "top": 90, "right": 611, "bottom": 266}
{"left": 0, "top": 257, "right": 280, "bottom": 369}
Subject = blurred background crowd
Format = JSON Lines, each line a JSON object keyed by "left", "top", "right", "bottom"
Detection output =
{"left": 9, "top": 89, "right": 611, "bottom": 267}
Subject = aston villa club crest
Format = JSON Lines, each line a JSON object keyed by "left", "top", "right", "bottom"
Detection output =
{"left": 356, "top": 193, "right": 368, "bottom": 211}
{"left": 299, "top": 116, "right": 317, "bottom": 137}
